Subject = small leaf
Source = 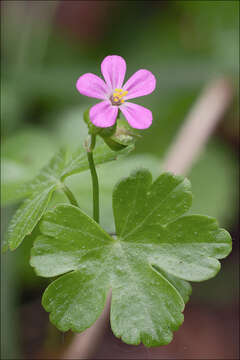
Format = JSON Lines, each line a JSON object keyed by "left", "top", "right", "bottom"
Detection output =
{"left": 7, "top": 186, "right": 56, "bottom": 251}
{"left": 7, "top": 150, "right": 66, "bottom": 250}
{"left": 30, "top": 169, "right": 231, "bottom": 346}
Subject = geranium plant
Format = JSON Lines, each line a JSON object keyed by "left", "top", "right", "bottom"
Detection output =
{"left": 5, "top": 55, "right": 232, "bottom": 347}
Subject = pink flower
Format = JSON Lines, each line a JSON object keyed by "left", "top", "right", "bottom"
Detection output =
{"left": 76, "top": 55, "right": 156, "bottom": 129}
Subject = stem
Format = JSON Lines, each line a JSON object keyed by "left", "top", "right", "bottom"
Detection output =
{"left": 87, "top": 134, "right": 100, "bottom": 223}
{"left": 62, "top": 184, "right": 79, "bottom": 207}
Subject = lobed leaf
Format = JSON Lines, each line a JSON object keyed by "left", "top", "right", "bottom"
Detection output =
{"left": 30, "top": 169, "right": 232, "bottom": 346}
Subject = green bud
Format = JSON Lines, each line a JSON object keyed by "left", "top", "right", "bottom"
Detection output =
{"left": 98, "top": 122, "right": 117, "bottom": 138}
{"left": 102, "top": 137, "right": 127, "bottom": 151}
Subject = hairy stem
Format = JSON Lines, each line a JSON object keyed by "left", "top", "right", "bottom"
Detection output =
{"left": 62, "top": 184, "right": 79, "bottom": 207}
{"left": 87, "top": 134, "right": 100, "bottom": 223}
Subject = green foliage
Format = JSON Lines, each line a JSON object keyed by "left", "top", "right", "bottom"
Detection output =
{"left": 7, "top": 150, "right": 66, "bottom": 250}
{"left": 6, "top": 140, "right": 134, "bottom": 250}
{"left": 1, "top": 159, "right": 33, "bottom": 205}
{"left": 189, "top": 140, "right": 239, "bottom": 226}
{"left": 1, "top": 129, "right": 56, "bottom": 205}
{"left": 30, "top": 169, "right": 231, "bottom": 347}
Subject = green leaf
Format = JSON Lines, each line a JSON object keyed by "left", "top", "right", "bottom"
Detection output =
{"left": 7, "top": 187, "right": 56, "bottom": 251}
{"left": 7, "top": 150, "right": 67, "bottom": 250}
{"left": 30, "top": 169, "right": 231, "bottom": 346}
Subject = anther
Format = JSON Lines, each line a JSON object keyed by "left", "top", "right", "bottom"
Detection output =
{"left": 110, "top": 88, "right": 128, "bottom": 106}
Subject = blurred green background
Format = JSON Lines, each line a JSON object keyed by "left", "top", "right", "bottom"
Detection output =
{"left": 1, "top": 1, "right": 239, "bottom": 359}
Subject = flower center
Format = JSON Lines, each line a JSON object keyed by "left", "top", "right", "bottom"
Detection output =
{"left": 110, "top": 88, "right": 128, "bottom": 106}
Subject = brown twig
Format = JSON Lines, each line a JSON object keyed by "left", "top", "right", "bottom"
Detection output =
{"left": 163, "top": 78, "right": 233, "bottom": 175}
{"left": 62, "top": 293, "right": 111, "bottom": 360}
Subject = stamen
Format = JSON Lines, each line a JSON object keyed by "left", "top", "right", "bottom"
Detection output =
{"left": 110, "top": 88, "right": 128, "bottom": 106}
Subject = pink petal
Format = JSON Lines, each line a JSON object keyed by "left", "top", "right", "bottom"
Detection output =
{"left": 123, "top": 69, "right": 156, "bottom": 100}
{"left": 89, "top": 101, "right": 118, "bottom": 128}
{"left": 76, "top": 73, "right": 108, "bottom": 99}
{"left": 101, "top": 55, "right": 126, "bottom": 90}
{"left": 120, "top": 102, "right": 152, "bottom": 129}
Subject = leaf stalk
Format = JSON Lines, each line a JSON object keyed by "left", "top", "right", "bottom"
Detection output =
{"left": 62, "top": 184, "right": 79, "bottom": 207}
{"left": 87, "top": 134, "right": 100, "bottom": 223}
